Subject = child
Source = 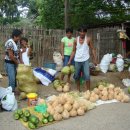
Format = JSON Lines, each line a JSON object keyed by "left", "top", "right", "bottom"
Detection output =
{"left": 68, "top": 25, "right": 97, "bottom": 91}
{"left": 20, "top": 37, "right": 32, "bottom": 66}
{"left": 61, "top": 28, "right": 75, "bottom": 83}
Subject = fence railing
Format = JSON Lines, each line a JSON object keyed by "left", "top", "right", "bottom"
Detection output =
{"left": 0, "top": 26, "right": 122, "bottom": 74}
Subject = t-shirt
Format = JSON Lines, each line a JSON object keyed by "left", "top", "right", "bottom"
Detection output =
{"left": 5, "top": 39, "right": 20, "bottom": 61}
{"left": 61, "top": 36, "right": 75, "bottom": 56}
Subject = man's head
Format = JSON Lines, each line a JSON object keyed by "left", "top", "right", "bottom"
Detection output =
{"left": 66, "top": 28, "right": 73, "bottom": 38}
{"left": 78, "top": 25, "right": 87, "bottom": 38}
{"left": 20, "top": 37, "right": 28, "bottom": 48}
{"left": 12, "top": 29, "right": 22, "bottom": 42}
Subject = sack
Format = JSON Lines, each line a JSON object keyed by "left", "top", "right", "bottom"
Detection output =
{"left": 100, "top": 53, "right": 112, "bottom": 73}
{"left": 18, "top": 83, "right": 38, "bottom": 93}
{"left": 53, "top": 52, "right": 63, "bottom": 71}
{"left": 1, "top": 87, "right": 17, "bottom": 111}
{"left": 116, "top": 54, "right": 124, "bottom": 72}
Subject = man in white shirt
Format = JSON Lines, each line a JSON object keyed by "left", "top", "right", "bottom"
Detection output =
{"left": 68, "top": 25, "right": 97, "bottom": 91}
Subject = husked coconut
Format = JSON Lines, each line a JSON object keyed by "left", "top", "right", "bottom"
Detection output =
{"left": 64, "top": 103, "right": 72, "bottom": 111}
{"left": 89, "top": 96, "right": 97, "bottom": 103}
{"left": 101, "top": 90, "right": 108, "bottom": 96}
{"left": 77, "top": 107, "right": 85, "bottom": 116}
{"left": 55, "top": 104, "right": 64, "bottom": 113}
{"left": 93, "top": 88, "right": 100, "bottom": 95}
{"left": 56, "top": 86, "right": 63, "bottom": 92}
{"left": 108, "top": 84, "right": 115, "bottom": 91}
{"left": 121, "top": 95, "right": 130, "bottom": 103}
{"left": 98, "top": 85, "right": 104, "bottom": 91}
{"left": 63, "top": 83, "right": 70, "bottom": 92}
{"left": 108, "top": 94, "right": 114, "bottom": 100}
{"left": 62, "top": 110, "right": 70, "bottom": 119}
{"left": 53, "top": 113, "right": 63, "bottom": 121}
{"left": 73, "top": 101, "right": 79, "bottom": 110}
{"left": 101, "top": 95, "right": 108, "bottom": 101}
{"left": 69, "top": 109, "right": 77, "bottom": 117}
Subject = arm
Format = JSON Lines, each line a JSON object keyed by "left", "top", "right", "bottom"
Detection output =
{"left": 27, "top": 47, "right": 32, "bottom": 57}
{"left": 19, "top": 50, "right": 24, "bottom": 64}
{"left": 88, "top": 37, "right": 97, "bottom": 65}
{"left": 68, "top": 39, "right": 77, "bottom": 65}
{"left": 61, "top": 42, "right": 64, "bottom": 59}
{"left": 7, "top": 49, "right": 19, "bottom": 64}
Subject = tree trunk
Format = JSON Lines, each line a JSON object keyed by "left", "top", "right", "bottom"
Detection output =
{"left": 64, "top": 0, "right": 69, "bottom": 29}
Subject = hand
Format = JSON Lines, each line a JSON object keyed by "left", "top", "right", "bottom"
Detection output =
{"left": 93, "top": 60, "right": 98, "bottom": 66}
{"left": 68, "top": 61, "right": 71, "bottom": 66}
{"left": 22, "top": 48, "right": 26, "bottom": 53}
{"left": 62, "top": 55, "right": 64, "bottom": 60}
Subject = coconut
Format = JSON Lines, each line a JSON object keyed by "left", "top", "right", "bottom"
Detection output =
{"left": 77, "top": 107, "right": 85, "bottom": 116}
{"left": 93, "top": 88, "right": 100, "bottom": 95}
{"left": 53, "top": 113, "right": 62, "bottom": 121}
{"left": 62, "top": 110, "right": 70, "bottom": 119}
{"left": 56, "top": 86, "right": 63, "bottom": 92}
{"left": 64, "top": 103, "right": 72, "bottom": 111}
{"left": 73, "top": 101, "right": 79, "bottom": 110}
{"left": 63, "top": 83, "right": 70, "bottom": 92}
{"left": 55, "top": 104, "right": 64, "bottom": 113}
{"left": 69, "top": 109, "right": 77, "bottom": 117}
{"left": 101, "top": 95, "right": 108, "bottom": 101}
{"left": 98, "top": 85, "right": 104, "bottom": 91}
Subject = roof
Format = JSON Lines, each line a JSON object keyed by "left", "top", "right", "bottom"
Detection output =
{"left": 87, "top": 21, "right": 130, "bottom": 29}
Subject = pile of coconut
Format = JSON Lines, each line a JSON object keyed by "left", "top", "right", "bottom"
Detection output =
{"left": 82, "top": 84, "right": 130, "bottom": 103}
{"left": 47, "top": 93, "right": 95, "bottom": 121}
{"left": 53, "top": 80, "right": 70, "bottom": 92}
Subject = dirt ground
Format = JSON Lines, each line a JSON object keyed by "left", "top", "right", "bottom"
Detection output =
{"left": 0, "top": 71, "right": 128, "bottom": 108}
{"left": 0, "top": 72, "right": 130, "bottom": 130}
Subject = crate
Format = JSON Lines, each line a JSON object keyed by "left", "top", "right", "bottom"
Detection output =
{"left": 43, "top": 63, "right": 56, "bottom": 70}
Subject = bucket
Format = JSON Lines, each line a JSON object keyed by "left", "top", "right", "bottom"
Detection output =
{"left": 27, "top": 93, "right": 38, "bottom": 106}
{"left": 43, "top": 63, "right": 56, "bottom": 70}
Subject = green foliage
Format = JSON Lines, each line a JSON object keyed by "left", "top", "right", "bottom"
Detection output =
{"left": 0, "top": 0, "right": 130, "bottom": 28}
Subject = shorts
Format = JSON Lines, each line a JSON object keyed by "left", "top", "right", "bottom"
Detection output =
{"left": 74, "top": 60, "right": 90, "bottom": 81}
{"left": 63, "top": 55, "right": 75, "bottom": 66}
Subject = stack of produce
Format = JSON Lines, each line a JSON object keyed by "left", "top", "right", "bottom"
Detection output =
{"left": 13, "top": 109, "right": 54, "bottom": 129}
{"left": 47, "top": 93, "right": 96, "bottom": 121}
{"left": 108, "top": 63, "right": 116, "bottom": 72}
{"left": 82, "top": 83, "right": 130, "bottom": 103}
{"left": 61, "top": 65, "right": 75, "bottom": 75}
{"left": 16, "top": 64, "right": 39, "bottom": 99}
{"left": 53, "top": 79, "right": 70, "bottom": 92}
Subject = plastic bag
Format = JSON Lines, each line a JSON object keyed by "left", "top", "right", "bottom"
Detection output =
{"left": 1, "top": 87, "right": 18, "bottom": 111}
{"left": 53, "top": 51, "right": 63, "bottom": 71}
{"left": 33, "top": 67, "right": 56, "bottom": 86}
{"left": 100, "top": 53, "right": 112, "bottom": 73}
{"left": 0, "top": 74, "right": 3, "bottom": 79}
{"left": 122, "top": 78, "right": 130, "bottom": 87}
{"left": 116, "top": 54, "right": 124, "bottom": 72}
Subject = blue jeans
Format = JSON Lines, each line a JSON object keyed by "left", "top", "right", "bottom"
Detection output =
{"left": 63, "top": 55, "right": 75, "bottom": 66}
{"left": 74, "top": 60, "right": 90, "bottom": 81}
{"left": 5, "top": 62, "right": 17, "bottom": 91}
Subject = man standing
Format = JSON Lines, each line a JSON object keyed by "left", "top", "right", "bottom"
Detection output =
{"left": 68, "top": 25, "right": 97, "bottom": 91}
{"left": 5, "top": 29, "right": 22, "bottom": 92}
